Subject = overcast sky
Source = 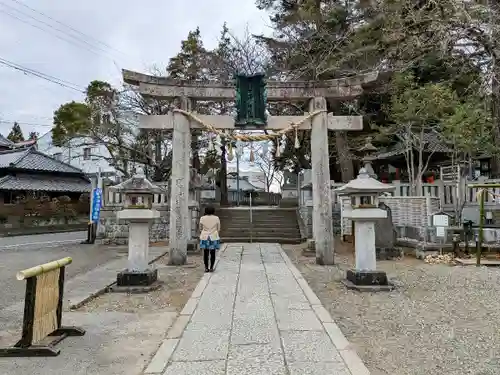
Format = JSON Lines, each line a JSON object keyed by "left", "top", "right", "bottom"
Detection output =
{"left": 0, "top": 0, "right": 270, "bottom": 138}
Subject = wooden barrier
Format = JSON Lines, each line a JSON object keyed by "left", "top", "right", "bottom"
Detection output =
{"left": 0, "top": 257, "right": 85, "bottom": 357}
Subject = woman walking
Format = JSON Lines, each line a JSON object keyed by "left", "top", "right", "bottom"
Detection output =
{"left": 199, "top": 206, "right": 221, "bottom": 272}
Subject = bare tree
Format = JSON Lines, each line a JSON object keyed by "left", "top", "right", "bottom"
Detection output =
{"left": 397, "top": 127, "right": 442, "bottom": 195}
{"left": 251, "top": 143, "right": 283, "bottom": 192}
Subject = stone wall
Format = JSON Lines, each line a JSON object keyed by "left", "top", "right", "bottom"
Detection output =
{"left": 298, "top": 204, "right": 341, "bottom": 239}
{"left": 98, "top": 206, "right": 169, "bottom": 245}
{"left": 98, "top": 205, "right": 200, "bottom": 245}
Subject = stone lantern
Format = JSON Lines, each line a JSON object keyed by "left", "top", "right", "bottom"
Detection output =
{"left": 357, "top": 136, "right": 378, "bottom": 179}
{"left": 335, "top": 168, "right": 395, "bottom": 291}
{"left": 109, "top": 172, "right": 162, "bottom": 291}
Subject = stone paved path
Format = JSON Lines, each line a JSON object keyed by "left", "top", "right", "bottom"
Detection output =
{"left": 144, "top": 243, "right": 370, "bottom": 375}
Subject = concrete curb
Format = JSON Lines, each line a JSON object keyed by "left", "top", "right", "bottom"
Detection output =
{"left": 0, "top": 239, "right": 83, "bottom": 251}
{"left": 68, "top": 249, "right": 169, "bottom": 310}
{"left": 0, "top": 227, "right": 87, "bottom": 238}
{"left": 143, "top": 244, "right": 228, "bottom": 375}
{"left": 278, "top": 246, "right": 371, "bottom": 375}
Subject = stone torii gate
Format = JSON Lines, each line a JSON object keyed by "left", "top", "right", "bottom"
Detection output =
{"left": 123, "top": 70, "right": 379, "bottom": 265}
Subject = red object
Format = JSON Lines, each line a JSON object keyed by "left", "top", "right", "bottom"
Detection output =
{"left": 395, "top": 168, "right": 400, "bottom": 180}
{"left": 427, "top": 176, "right": 435, "bottom": 183}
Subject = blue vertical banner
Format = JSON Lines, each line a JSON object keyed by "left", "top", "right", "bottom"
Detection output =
{"left": 91, "top": 188, "right": 102, "bottom": 223}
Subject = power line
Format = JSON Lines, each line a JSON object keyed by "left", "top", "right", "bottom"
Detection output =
{"left": 0, "top": 57, "right": 81, "bottom": 88}
{"left": 0, "top": 113, "right": 52, "bottom": 121}
{"left": 0, "top": 1, "right": 122, "bottom": 63}
{"left": 7, "top": 0, "right": 131, "bottom": 59}
{"left": 0, "top": 56, "right": 85, "bottom": 92}
{"left": 0, "top": 120, "right": 52, "bottom": 127}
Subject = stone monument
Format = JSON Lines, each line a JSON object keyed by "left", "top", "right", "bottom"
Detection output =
{"left": 109, "top": 173, "right": 162, "bottom": 292}
{"left": 335, "top": 168, "right": 395, "bottom": 291}
{"left": 374, "top": 202, "right": 399, "bottom": 260}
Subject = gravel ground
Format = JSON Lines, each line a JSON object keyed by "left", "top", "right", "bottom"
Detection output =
{"left": 283, "top": 242, "right": 500, "bottom": 375}
{"left": 79, "top": 252, "right": 205, "bottom": 313}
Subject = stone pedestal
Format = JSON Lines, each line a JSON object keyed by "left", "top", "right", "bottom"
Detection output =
{"left": 127, "top": 222, "right": 150, "bottom": 270}
{"left": 346, "top": 270, "right": 389, "bottom": 287}
{"left": 354, "top": 221, "right": 377, "bottom": 271}
{"left": 117, "top": 269, "right": 158, "bottom": 287}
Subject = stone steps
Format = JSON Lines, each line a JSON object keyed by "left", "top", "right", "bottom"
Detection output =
{"left": 218, "top": 216, "right": 298, "bottom": 221}
{"left": 221, "top": 232, "right": 301, "bottom": 238}
{"left": 221, "top": 236, "right": 302, "bottom": 244}
{"left": 221, "top": 227, "right": 300, "bottom": 234}
{"left": 219, "top": 221, "right": 298, "bottom": 225}
{"left": 218, "top": 208, "right": 303, "bottom": 244}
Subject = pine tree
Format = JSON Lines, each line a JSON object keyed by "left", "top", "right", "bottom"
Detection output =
{"left": 166, "top": 28, "right": 209, "bottom": 173}
{"left": 7, "top": 122, "right": 25, "bottom": 142}
{"left": 166, "top": 28, "right": 207, "bottom": 81}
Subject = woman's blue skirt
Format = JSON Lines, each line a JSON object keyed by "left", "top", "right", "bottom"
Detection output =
{"left": 199, "top": 237, "right": 221, "bottom": 250}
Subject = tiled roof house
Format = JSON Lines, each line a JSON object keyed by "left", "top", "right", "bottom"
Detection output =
{"left": 0, "top": 147, "right": 90, "bottom": 203}
{"left": 0, "top": 135, "right": 14, "bottom": 150}
{"left": 0, "top": 134, "right": 37, "bottom": 151}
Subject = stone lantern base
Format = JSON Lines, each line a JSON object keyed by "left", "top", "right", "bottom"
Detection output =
{"left": 110, "top": 269, "right": 161, "bottom": 293}
{"left": 342, "top": 269, "right": 394, "bottom": 292}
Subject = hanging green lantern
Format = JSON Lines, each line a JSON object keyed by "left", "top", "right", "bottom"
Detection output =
{"left": 235, "top": 73, "right": 267, "bottom": 128}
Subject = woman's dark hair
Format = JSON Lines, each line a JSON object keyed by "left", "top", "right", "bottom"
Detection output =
{"left": 204, "top": 206, "right": 215, "bottom": 215}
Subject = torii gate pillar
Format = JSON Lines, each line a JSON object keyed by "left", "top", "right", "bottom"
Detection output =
{"left": 169, "top": 98, "right": 191, "bottom": 265}
{"left": 309, "top": 97, "right": 334, "bottom": 265}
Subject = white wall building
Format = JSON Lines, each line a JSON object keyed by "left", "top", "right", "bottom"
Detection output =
{"left": 226, "top": 165, "right": 268, "bottom": 191}
{"left": 37, "top": 132, "right": 119, "bottom": 178}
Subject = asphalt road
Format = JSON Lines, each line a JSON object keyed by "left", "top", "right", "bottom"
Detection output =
{"left": 0, "top": 242, "right": 126, "bottom": 335}
{"left": 0, "top": 230, "right": 87, "bottom": 250}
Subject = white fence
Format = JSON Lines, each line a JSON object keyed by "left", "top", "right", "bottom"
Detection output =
{"left": 340, "top": 196, "right": 440, "bottom": 237}
{"left": 324, "top": 180, "right": 500, "bottom": 211}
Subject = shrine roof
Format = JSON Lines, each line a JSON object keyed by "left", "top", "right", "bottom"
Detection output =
{"left": 370, "top": 131, "right": 453, "bottom": 160}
